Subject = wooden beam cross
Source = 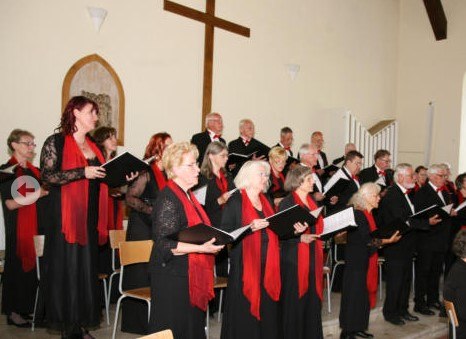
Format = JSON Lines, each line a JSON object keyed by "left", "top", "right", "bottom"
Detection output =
{"left": 163, "top": 0, "right": 250, "bottom": 130}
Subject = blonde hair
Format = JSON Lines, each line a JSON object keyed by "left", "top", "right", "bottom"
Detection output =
{"left": 234, "top": 160, "right": 270, "bottom": 192}
{"left": 349, "top": 183, "right": 380, "bottom": 210}
{"left": 268, "top": 146, "right": 288, "bottom": 162}
{"left": 162, "top": 141, "right": 199, "bottom": 179}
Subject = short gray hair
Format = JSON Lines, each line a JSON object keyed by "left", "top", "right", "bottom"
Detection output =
{"left": 205, "top": 112, "right": 221, "bottom": 128}
{"left": 298, "top": 143, "right": 310, "bottom": 157}
{"left": 284, "top": 166, "right": 312, "bottom": 192}
{"left": 239, "top": 119, "right": 253, "bottom": 130}
{"left": 394, "top": 163, "right": 413, "bottom": 183}
{"left": 428, "top": 164, "right": 444, "bottom": 176}
{"left": 349, "top": 183, "right": 381, "bottom": 210}
{"left": 234, "top": 160, "right": 270, "bottom": 192}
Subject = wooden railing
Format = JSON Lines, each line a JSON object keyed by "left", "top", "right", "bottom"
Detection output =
{"left": 346, "top": 112, "right": 398, "bottom": 168}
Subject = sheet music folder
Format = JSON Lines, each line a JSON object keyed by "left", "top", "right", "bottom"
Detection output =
{"left": 228, "top": 152, "right": 257, "bottom": 165}
{"left": 101, "top": 151, "right": 150, "bottom": 187}
{"left": 408, "top": 204, "right": 453, "bottom": 220}
{"left": 168, "top": 224, "right": 250, "bottom": 245}
{"left": 324, "top": 178, "right": 351, "bottom": 197}
{"left": 320, "top": 206, "right": 357, "bottom": 240}
{"left": 266, "top": 204, "right": 323, "bottom": 238}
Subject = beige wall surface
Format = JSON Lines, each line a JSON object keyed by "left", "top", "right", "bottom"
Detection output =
{"left": 397, "top": 0, "right": 466, "bottom": 175}
{"left": 0, "top": 0, "right": 399, "bottom": 166}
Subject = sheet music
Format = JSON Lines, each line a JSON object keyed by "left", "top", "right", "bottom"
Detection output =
{"left": 0, "top": 163, "right": 18, "bottom": 174}
{"left": 323, "top": 168, "right": 349, "bottom": 194}
{"left": 229, "top": 225, "right": 250, "bottom": 239}
{"left": 442, "top": 203, "right": 453, "bottom": 215}
{"left": 409, "top": 204, "right": 437, "bottom": 218}
{"left": 228, "top": 188, "right": 238, "bottom": 195}
{"left": 143, "top": 155, "right": 156, "bottom": 164}
{"left": 455, "top": 200, "right": 466, "bottom": 212}
{"left": 193, "top": 185, "right": 207, "bottom": 205}
{"left": 310, "top": 206, "right": 324, "bottom": 219}
{"left": 321, "top": 207, "right": 356, "bottom": 237}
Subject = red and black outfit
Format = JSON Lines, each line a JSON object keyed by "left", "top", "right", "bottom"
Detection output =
{"left": 268, "top": 170, "right": 286, "bottom": 203}
{"left": 0, "top": 156, "right": 44, "bottom": 319}
{"left": 339, "top": 209, "right": 381, "bottom": 336}
{"left": 149, "top": 180, "right": 215, "bottom": 338}
{"left": 40, "top": 133, "right": 108, "bottom": 336}
{"left": 220, "top": 190, "right": 281, "bottom": 339}
{"left": 278, "top": 192, "right": 324, "bottom": 339}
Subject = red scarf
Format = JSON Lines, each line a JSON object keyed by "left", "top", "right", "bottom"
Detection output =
{"left": 61, "top": 135, "right": 108, "bottom": 246}
{"left": 363, "top": 210, "right": 378, "bottom": 309}
{"left": 241, "top": 189, "right": 280, "bottom": 320}
{"left": 215, "top": 170, "right": 228, "bottom": 194}
{"left": 271, "top": 171, "right": 285, "bottom": 193}
{"left": 107, "top": 197, "right": 124, "bottom": 230}
{"left": 292, "top": 192, "right": 324, "bottom": 299}
{"left": 167, "top": 180, "right": 214, "bottom": 311}
{"left": 8, "top": 156, "right": 40, "bottom": 272}
{"left": 151, "top": 162, "right": 167, "bottom": 190}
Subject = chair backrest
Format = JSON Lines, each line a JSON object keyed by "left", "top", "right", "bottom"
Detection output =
{"left": 33, "top": 235, "right": 45, "bottom": 257}
{"left": 119, "top": 240, "right": 153, "bottom": 266}
{"left": 444, "top": 300, "right": 459, "bottom": 327}
{"left": 109, "top": 229, "right": 127, "bottom": 250}
{"left": 138, "top": 329, "right": 174, "bottom": 339}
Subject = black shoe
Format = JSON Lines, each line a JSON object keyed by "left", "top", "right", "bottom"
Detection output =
{"left": 355, "top": 331, "right": 374, "bottom": 338}
{"left": 385, "top": 317, "right": 406, "bottom": 326}
{"left": 340, "top": 332, "right": 356, "bottom": 339}
{"left": 7, "top": 316, "right": 31, "bottom": 328}
{"left": 401, "top": 312, "right": 419, "bottom": 321}
{"left": 427, "top": 301, "right": 442, "bottom": 310}
{"left": 414, "top": 306, "right": 435, "bottom": 316}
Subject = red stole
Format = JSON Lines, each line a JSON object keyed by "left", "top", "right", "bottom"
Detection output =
{"left": 215, "top": 170, "right": 228, "bottom": 194}
{"left": 241, "top": 189, "right": 280, "bottom": 320}
{"left": 151, "top": 162, "right": 167, "bottom": 190}
{"left": 8, "top": 156, "right": 40, "bottom": 272}
{"left": 292, "top": 192, "right": 324, "bottom": 299}
{"left": 61, "top": 135, "right": 109, "bottom": 246}
{"left": 271, "top": 171, "right": 285, "bottom": 193}
{"left": 363, "top": 210, "right": 378, "bottom": 309}
{"left": 167, "top": 180, "right": 214, "bottom": 311}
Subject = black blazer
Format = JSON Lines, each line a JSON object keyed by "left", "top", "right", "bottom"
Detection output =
{"left": 191, "top": 130, "right": 226, "bottom": 165}
{"left": 329, "top": 167, "right": 360, "bottom": 212}
{"left": 376, "top": 184, "right": 417, "bottom": 260}
{"left": 412, "top": 183, "right": 452, "bottom": 252}
{"left": 359, "top": 165, "right": 394, "bottom": 188}
{"left": 227, "top": 137, "right": 270, "bottom": 177}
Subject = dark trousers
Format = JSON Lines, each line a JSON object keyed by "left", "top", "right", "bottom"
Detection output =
{"left": 383, "top": 256, "right": 412, "bottom": 319}
{"left": 414, "top": 249, "right": 445, "bottom": 307}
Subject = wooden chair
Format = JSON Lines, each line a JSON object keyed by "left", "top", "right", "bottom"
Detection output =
{"left": 112, "top": 240, "right": 153, "bottom": 339}
{"left": 107, "top": 230, "right": 127, "bottom": 304}
{"left": 444, "top": 300, "right": 459, "bottom": 339}
{"left": 31, "top": 235, "right": 44, "bottom": 331}
{"left": 137, "top": 329, "right": 174, "bottom": 339}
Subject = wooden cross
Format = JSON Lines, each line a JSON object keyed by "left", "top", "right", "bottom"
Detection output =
{"left": 164, "top": 0, "right": 250, "bottom": 130}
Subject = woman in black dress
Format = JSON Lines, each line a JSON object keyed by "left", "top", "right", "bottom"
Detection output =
{"left": 339, "top": 183, "right": 401, "bottom": 339}
{"left": 444, "top": 230, "right": 466, "bottom": 338}
{"left": 121, "top": 132, "right": 172, "bottom": 334}
{"left": 278, "top": 166, "right": 323, "bottom": 339}
{"left": 0, "top": 129, "right": 48, "bottom": 327}
{"left": 199, "top": 141, "right": 235, "bottom": 277}
{"left": 148, "top": 141, "right": 224, "bottom": 338}
{"left": 40, "top": 96, "right": 108, "bottom": 338}
{"left": 220, "top": 160, "right": 282, "bottom": 339}
{"left": 267, "top": 146, "right": 288, "bottom": 208}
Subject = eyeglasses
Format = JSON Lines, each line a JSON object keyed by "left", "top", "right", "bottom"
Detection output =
{"left": 18, "top": 141, "right": 36, "bottom": 147}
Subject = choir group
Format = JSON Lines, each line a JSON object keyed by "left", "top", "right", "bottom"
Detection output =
{"left": 1, "top": 96, "right": 466, "bottom": 339}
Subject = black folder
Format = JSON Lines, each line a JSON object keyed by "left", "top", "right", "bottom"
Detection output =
{"left": 324, "top": 178, "right": 351, "bottom": 197}
{"left": 227, "top": 151, "right": 257, "bottom": 165}
{"left": 101, "top": 151, "right": 150, "bottom": 187}
{"left": 167, "top": 224, "right": 250, "bottom": 245}
{"left": 0, "top": 164, "right": 18, "bottom": 183}
{"left": 323, "top": 164, "right": 339, "bottom": 175}
{"left": 408, "top": 204, "right": 452, "bottom": 221}
{"left": 266, "top": 204, "right": 321, "bottom": 238}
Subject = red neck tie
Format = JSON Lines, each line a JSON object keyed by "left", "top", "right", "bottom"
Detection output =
{"left": 352, "top": 174, "right": 359, "bottom": 182}
{"left": 213, "top": 134, "right": 221, "bottom": 139}
{"left": 378, "top": 170, "right": 386, "bottom": 176}
{"left": 437, "top": 186, "right": 446, "bottom": 193}
{"left": 404, "top": 189, "right": 412, "bottom": 195}
{"left": 284, "top": 146, "right": 291, "bottom": 151}
{"left": 243, "top": 138, "right": 250, "bottom": 146}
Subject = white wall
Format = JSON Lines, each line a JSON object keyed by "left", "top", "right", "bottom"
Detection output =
{"left": 396, "top": 0, "right": 466, "bottom": 175}
{"left": 0, "top": 0, "right": 399, "bottom": 167}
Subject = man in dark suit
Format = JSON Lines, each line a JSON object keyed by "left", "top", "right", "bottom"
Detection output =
{"left": 311, "top": 131, "right": 330, "bottom": 182}
{"left": 274, "top": 126, "right": 297, "bottom": 174}
{"left": 412, "top": 164, "right": 456, "bottom": 316}
{"left": 359, "top": 149, "right": 394, "bottom": 193}
{"left": 377, "top": 163, "right": 420, "bottom": 325}
{"left": 332, "top": 142, "right": 356, "bottom": 166}
{"left": 190, "top": 112, "right": 226, "bottom": 165}
{"left": 227, "top": 118, "right": 270, "bottom": 177}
